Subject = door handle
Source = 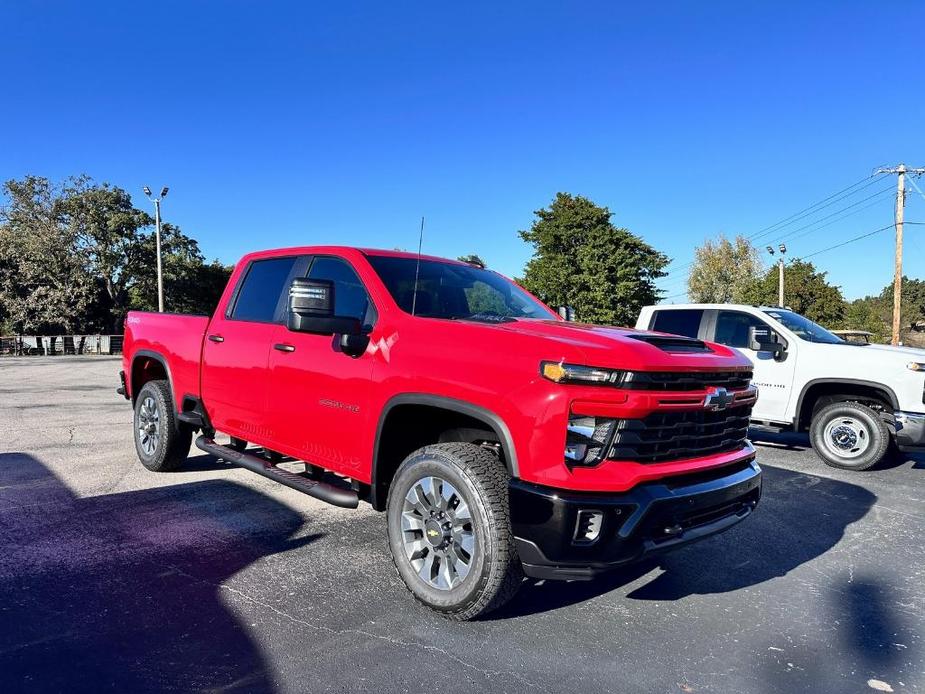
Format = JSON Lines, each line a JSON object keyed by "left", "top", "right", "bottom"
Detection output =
{"left": 208, "top": 334, "right": 224, "bottom": 343}
{"left": 274, "top": 343, "right": 296, "bottom": 353}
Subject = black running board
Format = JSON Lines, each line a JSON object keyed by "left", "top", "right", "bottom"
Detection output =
{"left": 195, "top": 436, "right": 359, "bottom": 509}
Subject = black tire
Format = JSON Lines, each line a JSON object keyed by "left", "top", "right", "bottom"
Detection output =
{"left": 133, "top": 380, "right": 192, "bottom": 472}
{"left": 386, "top": 442, "right": 523, "bottom": 621}
{"left": 810, "top": 401, "right": 889, "bottom": 471}
{"left": 229, "top": 437, "right": 248, "bottom": 452}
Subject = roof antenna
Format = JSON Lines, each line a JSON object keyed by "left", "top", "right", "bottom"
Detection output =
{"left": 411, "top": 216, "right": 424, "bottom": 316}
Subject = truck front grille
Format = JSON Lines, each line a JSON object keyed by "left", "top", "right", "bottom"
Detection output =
{"left": 621, "top": 370, "right": 752, "bottom": 392}
{"left": 608, "top": 403, "right": 753, "bottom": 464}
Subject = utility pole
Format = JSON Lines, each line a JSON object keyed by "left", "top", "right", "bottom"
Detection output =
{"left": 143, "top": 186, "right": 170, "bottom": 313}
{"left": 766, "top": 243, "right": 787, "bottom": 307}
{"left": 876, "top": 164, "right": 925, "bottom": 345}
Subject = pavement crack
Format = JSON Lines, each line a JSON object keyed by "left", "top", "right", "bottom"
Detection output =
{"left": 166, "top": 564, "right": 537, "bottom": 687}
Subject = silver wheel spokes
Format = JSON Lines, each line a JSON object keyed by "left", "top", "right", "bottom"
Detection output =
{"left": 401, "top": 476, "right": 474, "bottom": 591}
{"left": 823, "top": 416, "right": 870, "bottom": 459}
{"left": 137, "top": 396, "right": 161, "bottom": 456}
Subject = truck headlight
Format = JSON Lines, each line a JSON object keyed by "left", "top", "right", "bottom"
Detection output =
{"left": 907, "top": 362, "right": 925, "bottom": 372}
{"left": 542, "top": 361, "right": 624, "bottom": 386}
{"left": 566, "top": 414, "right": 617, "bottom": 466}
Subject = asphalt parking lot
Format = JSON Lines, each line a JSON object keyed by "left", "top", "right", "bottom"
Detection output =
{"left": 1, "top": 357, "right": 922, "bottom": 694}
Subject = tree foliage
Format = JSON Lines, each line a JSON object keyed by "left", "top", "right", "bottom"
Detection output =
{"left": 687, "top": 235, "right": 764, "bottom": 303}
{"left": 518, "top": 193, "right": 668, "bottom": 326}
{"left": 840, "top": 277, "right": 925, "bottom": 343}
{"left": 744, "top": 259, "right": 846, "bottom": 326}
{"left": 0, "top": 175, "right": 231, "bottom": 334}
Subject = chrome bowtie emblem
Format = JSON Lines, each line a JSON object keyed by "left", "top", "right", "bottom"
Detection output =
{"left": 704, "top": 386, "right": 734, "bottom": 411}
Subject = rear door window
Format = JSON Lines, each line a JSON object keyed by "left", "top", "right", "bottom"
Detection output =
{"left": 651, "top": 309, "right": 704, "bottom": 338}
{"left": 230, "top": 257, "right": 300, "bottom": 323}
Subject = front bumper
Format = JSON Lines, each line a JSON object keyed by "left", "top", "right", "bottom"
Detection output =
{"left": 892, "top": 410, "right": 925, "bottom": 451}
{"left": 509, "top": 456, "right": 761, "bottom": 580}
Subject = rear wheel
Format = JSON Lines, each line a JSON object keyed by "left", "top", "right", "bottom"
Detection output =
{"left": 386, "top": 443, "right": 523, "bottom": 620}
{"left": 810, "top": 401, "right": 889, "bottom": 471}
{"left": 133, "top": 380, "right": 191, "bottom": 472}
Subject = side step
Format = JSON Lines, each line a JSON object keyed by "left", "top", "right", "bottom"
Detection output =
{"left": 195, "top": 436, "right": 359, "bottom": 509}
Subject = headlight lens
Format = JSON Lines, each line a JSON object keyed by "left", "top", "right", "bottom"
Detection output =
{"left": 566, "top": 414, "right": 617, "bottom": 466}
{"left": 907, "top": 362, "right": 925, "bottom": 372}
{"left": 542, "top": 361, "right": 624, "bottom": 385}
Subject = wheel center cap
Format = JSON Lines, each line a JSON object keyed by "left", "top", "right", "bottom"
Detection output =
{"left": 832, "top": 426, "right": 857, "bottom": 449}
{"left": 424, "top": 519, "right": 444, "bottom": 547}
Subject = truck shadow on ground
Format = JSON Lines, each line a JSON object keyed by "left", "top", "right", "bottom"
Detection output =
{"left": 495, "top": 462, "right": 877, "bottom": 617}
{"left": 0, "top": 452, "right": 318, "bottom": 694}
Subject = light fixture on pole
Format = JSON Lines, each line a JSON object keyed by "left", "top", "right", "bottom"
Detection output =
{"left": 143, "top": 185, "right": 169, "bottom": 312}
{"left": 766, "top": 244, "right": 786, "bottom": 307}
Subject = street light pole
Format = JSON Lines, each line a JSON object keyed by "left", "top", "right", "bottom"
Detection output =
{"left": 143, "top": 186, "right": 169, "bottom": 313}
{"left": 766, "top": 244, "right": 786, "bottom": 307}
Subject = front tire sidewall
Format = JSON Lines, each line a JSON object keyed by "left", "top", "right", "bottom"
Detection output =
{"left": 810, "top": 402, "right": 888, "bottom": 471}
{"left": 386, "top": 448, "right": 500, "bottom": 617}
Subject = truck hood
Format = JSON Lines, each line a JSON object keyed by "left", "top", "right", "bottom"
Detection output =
{"left": 483, "top": 319, "right": 752, "bottom": 372}
{"left": 800, "top": 340, "right": 925, "bottom": 371}
{"left": 859, "top": 343, "right": 925, "bottom": 359}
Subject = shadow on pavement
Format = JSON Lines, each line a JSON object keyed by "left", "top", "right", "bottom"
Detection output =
{"left": 496, "top": 463, "right": 876, "bottom": 617}
{"left": 0, "top": 452, "right": 319, "bottom": 694}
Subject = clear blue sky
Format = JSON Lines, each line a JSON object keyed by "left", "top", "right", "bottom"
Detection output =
{"left": 2, "top": 1, "right": 924, "bottom": 301}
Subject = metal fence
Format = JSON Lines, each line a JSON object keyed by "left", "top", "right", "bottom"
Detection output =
{"left": 0, "top": 335, "right": 124, "bottom": 356}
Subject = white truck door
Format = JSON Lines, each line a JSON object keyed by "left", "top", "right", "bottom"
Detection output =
{"left": 710, "top": 309, "right": 797, "bottom": 423}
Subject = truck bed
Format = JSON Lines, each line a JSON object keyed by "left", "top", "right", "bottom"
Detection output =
{"left": 123, "top": 311, "right": 210, "bottom": 409}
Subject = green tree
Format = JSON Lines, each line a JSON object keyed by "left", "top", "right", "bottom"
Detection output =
{"left": 687, "top": 234, "right": 764, "bottom": 303}
{"left": 879, "top": 277, "right": 925, "bottom": 332}
{"left": 743, "top": 259, "right": 845, "bottom": 326}
{"left": 128, "top": 226, "right": 231, "bottom": 315}
{"left": 842, "top": 296, "right": 889, "bottom": 342}
{"left": 0, "top": 174, "right": 231, "bottom": 333}
{"left": 0, "top": 176, "right": 98, "bottom": 333}
{"left": 518, "top": 193, "right": 668, "bottom": 325}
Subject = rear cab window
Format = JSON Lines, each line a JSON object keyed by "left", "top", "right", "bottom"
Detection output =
{"left": 651, "top": 309, "right": 704, "bottom": 339}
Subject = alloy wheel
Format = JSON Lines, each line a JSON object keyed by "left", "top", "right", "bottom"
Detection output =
{"left": 400, "top": 476, "right": 475, "bottom": 590}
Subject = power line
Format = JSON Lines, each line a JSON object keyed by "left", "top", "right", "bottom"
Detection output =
{"left": 747, "top": 174, "right": 884, "bottom": 243}
{"left": 797, "top": 223, "right": 894, "bottom": 261}
{"left": 660, "top": 173, "right": 885, "bottom": 276}
{"left": 774, "top": 185, "right": 896, "bottom": 244}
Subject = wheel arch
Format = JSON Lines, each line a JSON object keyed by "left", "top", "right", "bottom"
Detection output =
{"left": 796, "top": 378, "right": 898, "bottom": 430}
{"left": 130, "top": 350, "right": 174, "bottom": 406}
{"left": 369, "top": 394, "right": 518, "bottom": 511}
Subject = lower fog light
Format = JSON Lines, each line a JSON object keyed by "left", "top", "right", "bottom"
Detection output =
{"left": 573, "top": 509, "right": 604, "bottom": 545}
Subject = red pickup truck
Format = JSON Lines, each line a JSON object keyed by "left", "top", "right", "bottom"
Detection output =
{"left": 120, "top": 246, "right": 761, "bottom": 619}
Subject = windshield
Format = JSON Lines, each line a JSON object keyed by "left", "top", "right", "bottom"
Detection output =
{"left": 762, "top": 309, "right": 845, "bottom": 344}
{"left": 366, "top": 255, "right": 556, "bottom": 322}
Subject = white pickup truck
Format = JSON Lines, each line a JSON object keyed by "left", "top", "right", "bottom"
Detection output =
{"left": 636, "top": 303, "right": 925, "bottom": 470}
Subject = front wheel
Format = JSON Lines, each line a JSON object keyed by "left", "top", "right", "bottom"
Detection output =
{"left": 810, "top": 401, "right": 889, "bottom": 471}
{"left": 386, "top": 443, "right": 523, "bottom": 620}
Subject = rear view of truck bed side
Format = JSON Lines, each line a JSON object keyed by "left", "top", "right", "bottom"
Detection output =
{"left": 122, "top": 312, "right": 210, "bottom": 413}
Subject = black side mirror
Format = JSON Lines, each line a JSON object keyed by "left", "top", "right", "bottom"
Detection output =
{"left": 288, "top": 278, "right": 361, "bottom": 336}
{"left": 748, "top": 325, "right": 786, "bottom": 358}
